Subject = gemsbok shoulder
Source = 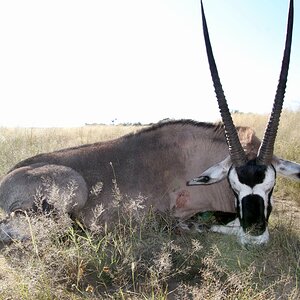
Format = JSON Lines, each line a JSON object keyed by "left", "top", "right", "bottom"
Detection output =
{"left": 0, "top": 0, "right": 299, "bottom": 245}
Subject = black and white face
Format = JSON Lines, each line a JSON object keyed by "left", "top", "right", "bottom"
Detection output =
{"left": 228, "top": 160, "right": 276, "bottom": 245}
{"left": 187, "top": 155, "right": 299, "bottom": 245}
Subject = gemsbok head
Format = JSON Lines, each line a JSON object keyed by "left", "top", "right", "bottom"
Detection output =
{"left": 187, "top": 0, "right": 295, "bottom": 245}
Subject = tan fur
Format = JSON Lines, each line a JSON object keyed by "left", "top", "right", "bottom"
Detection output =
{"left": 0, "top": 121, "right": 268, "bottom": 229}
{"left": 237, "top": 127, "right": 261, "bottom": 160}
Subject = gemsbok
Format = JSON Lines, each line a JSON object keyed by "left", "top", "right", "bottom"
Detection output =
{"left": 0, "top": 0, "right": 299, "bottom": 245}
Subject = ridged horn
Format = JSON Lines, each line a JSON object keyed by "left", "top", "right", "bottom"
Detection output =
{"left": 257, "top": 0, "right": 294, "bottom": 165}
{"left": 201, "top": 1, "right": 247, "bottom": 167}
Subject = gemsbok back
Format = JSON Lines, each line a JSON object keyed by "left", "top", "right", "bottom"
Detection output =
{"left": 0, "top": 0, "right": 299, "bottom": 246}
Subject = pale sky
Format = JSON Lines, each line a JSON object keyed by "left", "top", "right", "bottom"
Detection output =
{"left": 0, "top": 0, "right": 299, "bottom": 127}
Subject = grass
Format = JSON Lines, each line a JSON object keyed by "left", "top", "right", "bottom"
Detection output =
{"left": 232, "top": 110, "right": 300, "bottom": 204}
{"left": 0, "top": 111, "right": 299, "bottom": 299}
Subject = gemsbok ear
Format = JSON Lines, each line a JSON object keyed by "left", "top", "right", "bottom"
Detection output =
{"left": 187, "top": 156, "right": 232, "bottom": 185}
{"left": 272, "top": 157, "right": 300, "bottom": 181}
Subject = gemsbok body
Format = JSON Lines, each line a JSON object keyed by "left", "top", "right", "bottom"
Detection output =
{"left": 0, "top": 0, "right": 299, "bottom": 245}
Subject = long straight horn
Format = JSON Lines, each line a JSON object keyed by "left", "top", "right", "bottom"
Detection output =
{"left": 257, "top": 0, "right": 294, "bottom": 165}
{"left": 201, "top": 1, "right": 247, "bottom": 167}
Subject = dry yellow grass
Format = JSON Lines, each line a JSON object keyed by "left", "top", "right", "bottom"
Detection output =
{"left": 233, "top": 110, "right": 300, "bottom": 203}
{"left": 0, "top": 125, "right": 142, "bottom": 175}
{"left": 232, "top": 110, "right": 299, "bottom": 161}
{"left": 0, "top": 111, "right": 299, "bottom": 299}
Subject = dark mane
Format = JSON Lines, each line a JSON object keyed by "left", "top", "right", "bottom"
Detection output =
{"left": 124, "top": 119, "right": 225, "bottom": 139}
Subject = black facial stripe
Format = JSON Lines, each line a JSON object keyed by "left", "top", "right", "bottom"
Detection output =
{"left": 233, "top": 190, "right": 240, "bottom": 218}
{"left": 271, "top": 163, "right": 277, "bottom": 177}
{"left": 266, "top": 165, "right": 276, "bottom": 221}
{"left": 266, "top": 187, "right": 274, "bottom": 221}
{"left": 241, "top": 195, "right": 266, "bottom": 236}
{"left": 235, "top": 160, "right": 267, "bottom": 188}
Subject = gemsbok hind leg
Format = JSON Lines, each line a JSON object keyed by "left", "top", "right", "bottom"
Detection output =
{"left": 0, "top": 163, "right": 88, "bottom": 242}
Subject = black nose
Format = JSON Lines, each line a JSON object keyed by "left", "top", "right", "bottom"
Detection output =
{"left": 241, "top": 194, "right": 267, "bottom": 236}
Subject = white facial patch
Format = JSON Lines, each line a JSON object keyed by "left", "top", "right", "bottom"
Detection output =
{"left": 228, "top": 165, "right": 276, "bottom": 219}
{"left": 210, "top": 218, "right": 270, "bottom": 245}
{"left": 239, "top": 228, "right": 270, "bottom": 246}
